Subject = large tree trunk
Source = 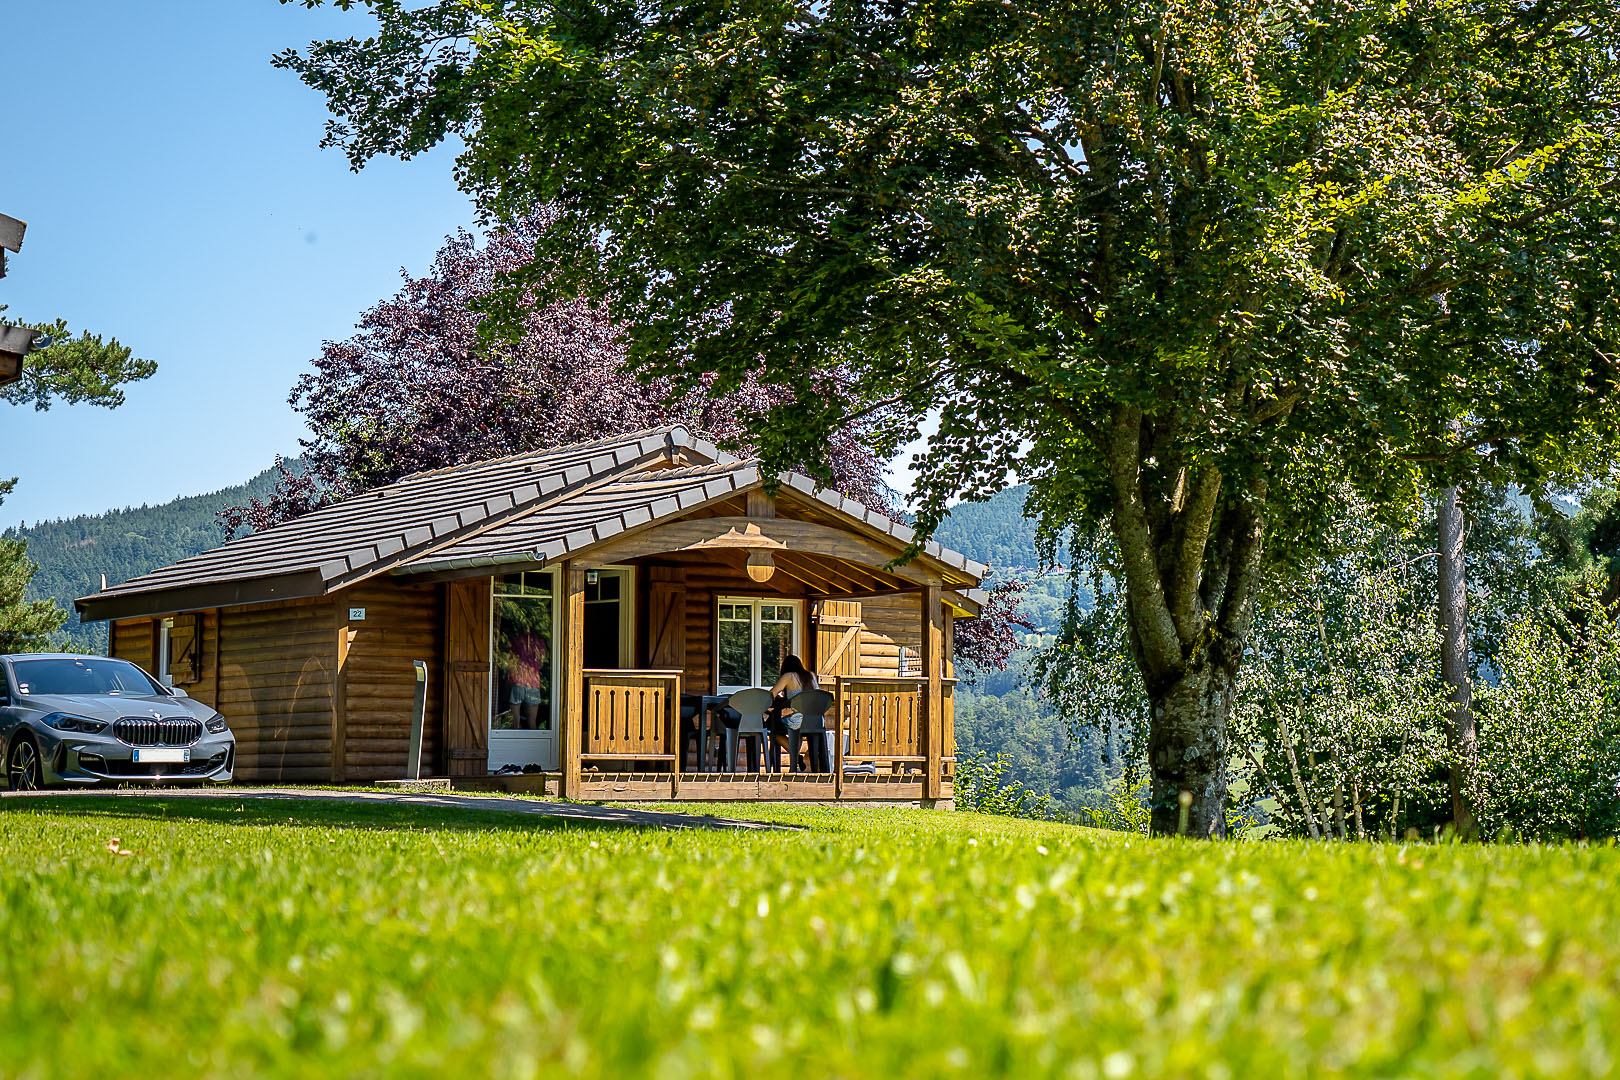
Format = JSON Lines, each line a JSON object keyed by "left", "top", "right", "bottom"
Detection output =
{"left": 1105, "top": 405, "right": 1268, "bottom": 838}
{"left": 1437, "top": 486, "right": 1478, "bottom": 836}
{"left": 1145, "top": 653, "right": 1239, "bottom": 836}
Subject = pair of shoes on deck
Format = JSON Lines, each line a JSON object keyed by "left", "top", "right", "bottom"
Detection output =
{"left": 492, "top": 763, "right": 543, "bottom": 776}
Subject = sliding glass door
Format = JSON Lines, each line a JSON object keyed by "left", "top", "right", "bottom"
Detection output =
{"left": 490, "top": 571, "right": 558, "bottom": 771}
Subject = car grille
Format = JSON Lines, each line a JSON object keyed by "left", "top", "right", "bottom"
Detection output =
{"left": 113, "top": 717, "right": 203, "bottom": 747}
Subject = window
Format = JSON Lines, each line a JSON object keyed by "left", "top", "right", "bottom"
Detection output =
{"left": 492, "top": 571, "right": 557, "bottom": 732}
{"left": 155, "top": 618, "right": 174, "bottom": 686}
{"left": 717, "top": 598, "right": 802, "bottom": 691}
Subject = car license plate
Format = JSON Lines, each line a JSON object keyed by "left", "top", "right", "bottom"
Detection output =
{"left": 132, "top": 748, "right": 190, "bottom": 764}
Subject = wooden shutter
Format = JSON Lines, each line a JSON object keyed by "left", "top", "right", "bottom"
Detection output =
{"left": 813, "top": 600, "right": 862, "bottom": 680}
{"left": 647, "top": 568, "right": 687, "bottom": 671}
{"left": 444, "top": 579, "right": 491, "bottom": 777}
{"left": 168, "top": 614, "right": 202, "bottom": 685}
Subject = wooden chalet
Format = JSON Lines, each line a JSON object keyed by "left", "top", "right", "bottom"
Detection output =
{"left": 75, "top": 428, "right": 986, "bottom": 805}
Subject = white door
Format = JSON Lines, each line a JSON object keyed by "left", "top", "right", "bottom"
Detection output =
{"left": 490, "top": 571, "right": 559, "bottom": 771}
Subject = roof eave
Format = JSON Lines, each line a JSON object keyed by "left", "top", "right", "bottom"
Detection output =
{"left": 75, "top": 569, "right": 331, "bottom": 624}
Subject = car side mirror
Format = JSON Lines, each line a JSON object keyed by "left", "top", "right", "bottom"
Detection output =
{"left": 169, "top": 686, "right": 189, "bottom": 699}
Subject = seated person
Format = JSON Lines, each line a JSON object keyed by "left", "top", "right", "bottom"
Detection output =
{"left": 764, "top": 655, "right": 817, "bottom": 766}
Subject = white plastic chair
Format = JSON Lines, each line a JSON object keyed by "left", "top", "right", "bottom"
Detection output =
{"left": 724, "top": 688, "right": 773, "bottom": 773}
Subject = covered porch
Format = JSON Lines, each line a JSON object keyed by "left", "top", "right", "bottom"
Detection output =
{"left": 411, "top": 472, "right": 981, "bottom": 805}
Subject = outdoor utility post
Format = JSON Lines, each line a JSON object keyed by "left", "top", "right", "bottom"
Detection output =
{"left": 406, "top": 660, "right": 429, "bottom": 781}
{"left": 1, "top": 212, "right": 48, "bottom": 387}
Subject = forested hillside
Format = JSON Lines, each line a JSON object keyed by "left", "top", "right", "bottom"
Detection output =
{"left": 7, "top": 463, "right": 292, "bottom": 652}
{"left": 932, "top": 484, "right": 1052, "bottom": 572}
{"left": 931, "top": 489, "right": 1105, "bottom": 813}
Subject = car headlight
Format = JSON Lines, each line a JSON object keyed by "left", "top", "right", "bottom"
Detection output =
{"left": 41, "top": 713, "right": 107, "bottom": 735}
{"left": 205, "top": 713, "right": 229, "bottom": 734}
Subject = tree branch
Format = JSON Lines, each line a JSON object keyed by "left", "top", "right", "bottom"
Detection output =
{"left": 1105, "top": 404, "right": 1183, "bottom": 682}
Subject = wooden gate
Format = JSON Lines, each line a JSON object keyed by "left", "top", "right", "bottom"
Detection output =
{"left": 444, "top": 578, "right": 491, "bottom": 777}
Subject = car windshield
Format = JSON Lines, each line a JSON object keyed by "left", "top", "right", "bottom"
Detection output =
{"left": 11, "top": 658, "right": 163, "bottom": 697}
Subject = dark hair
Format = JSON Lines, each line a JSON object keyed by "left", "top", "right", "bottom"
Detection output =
{"left": 781, "top": 654, "right": 810, "bottom": 680}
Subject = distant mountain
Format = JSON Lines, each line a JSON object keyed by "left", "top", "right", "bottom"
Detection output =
{"left": 7, "top": 463, "right": 294, "bottom": 652}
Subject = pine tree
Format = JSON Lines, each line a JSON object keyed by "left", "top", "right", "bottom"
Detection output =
{"left": 0, "top": 481, "right": 65, "bottom": 653}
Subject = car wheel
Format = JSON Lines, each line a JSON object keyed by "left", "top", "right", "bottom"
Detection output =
{"left": 7, "top": 736, "right": 42, "bottom": 792}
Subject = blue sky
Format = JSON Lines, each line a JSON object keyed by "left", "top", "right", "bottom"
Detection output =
{"left": 1, "top": 0, "right": 931, "bottom": 529}
{"left": 1, "top": 0, "right": 476, "bottom": 527}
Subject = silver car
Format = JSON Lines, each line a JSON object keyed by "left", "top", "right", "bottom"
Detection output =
{"left": 1, "top": 654, "right": 235, "bottom": 790}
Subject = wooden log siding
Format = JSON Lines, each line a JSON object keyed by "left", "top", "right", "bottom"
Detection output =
{"left": 683, "top": 590, "right": 712, "bottom": 695}
{"left": 215, "top": 597, "right": 337, "bottom": 783}
{"left": 581, "top": 669, "right": 681, "bottom": 762}
{"left": 109, "top": 617, "right": 156, "bottom": 679}
{"left": 338, "top": 581, "right": 445, "bottom": 780}
{"left": 669, "top": 558, "right": 804, "bottom": 696}
{"left": 856, "top": 593, "right": 925, "bottom": 677}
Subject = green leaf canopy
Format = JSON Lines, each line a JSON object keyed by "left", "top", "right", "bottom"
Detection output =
{"left": 280, "top": 0, "right": 1620, "bottom": 833}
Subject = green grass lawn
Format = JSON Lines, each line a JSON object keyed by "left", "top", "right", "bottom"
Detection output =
{"left": 1, "top": 796, "right": 1617, "bottom": 1079}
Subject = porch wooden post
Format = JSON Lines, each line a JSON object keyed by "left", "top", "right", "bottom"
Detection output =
{"left": 833, "top": 676, "right": 845, "bottom": 800}
{"left": 562, "top": 562, "right": 586, "bottom": 799}
{"left": 921, "top": 582, "right": 944, "bottom": 801}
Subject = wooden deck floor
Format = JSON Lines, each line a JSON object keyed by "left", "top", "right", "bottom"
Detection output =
{"left": 452, "top": 771, "right": 953, "bottom": 805}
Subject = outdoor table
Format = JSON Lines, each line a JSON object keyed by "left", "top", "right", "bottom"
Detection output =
{"left": 698, "top": 694, "right": 733, "bottom": 772}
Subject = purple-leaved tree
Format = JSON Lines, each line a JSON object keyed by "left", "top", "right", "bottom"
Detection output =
{"left": 952, "top": 579, "right": 1034, "bottom": 681}
{"left": 224, "top": 215, "right": 896, "bottom": 531}
{"left": 223, "top": 215, "right": 1022, "bottom": 671}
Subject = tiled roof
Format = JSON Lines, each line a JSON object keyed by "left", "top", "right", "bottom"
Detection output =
{"left": 399, "top": 462, "right": 989, "bottom": 586}
{"left": 398, "top": 461, "right": 762, "bottom": 573}
{"left": 76, "top": 425, "right": 987, "bottom": 621}
{"left": 76, "top": 427, "right": 712, "bottom": 620}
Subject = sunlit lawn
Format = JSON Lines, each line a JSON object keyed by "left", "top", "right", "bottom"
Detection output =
{"left": 0, "top": 793, "right": 1616, "bottom": 1078}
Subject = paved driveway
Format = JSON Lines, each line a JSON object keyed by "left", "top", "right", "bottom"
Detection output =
{"left": 0, "top": 786, "right": 793, "bottom": 831}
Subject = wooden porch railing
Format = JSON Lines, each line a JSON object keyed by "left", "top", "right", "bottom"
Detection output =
{"left": 838, "top": 677, "right": 924, "bottom": 762}
{"left": 834, "top": 676, "right": 956, "bottom": 773}
{"left": 581, "top": 669, "right": 681, "bottom": 765}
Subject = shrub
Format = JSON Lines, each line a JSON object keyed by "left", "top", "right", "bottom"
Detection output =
{"left": 1476, "top": 602, "right": 1620, "bottom": 841}
{"left": 954, "top": 751, "right": 1051, "bottom": 819}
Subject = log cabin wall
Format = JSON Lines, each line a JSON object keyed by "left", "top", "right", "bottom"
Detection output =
{"left": 653, "top": 556, "right": 808, "bottom": 695}
{"left": 856, "top": 592, "right": 925, "bottom": 677}
{"left": 682, "top": 590, "right": 713, "bottom": 695}
{"left": 109, "top": 611, "right": 221, "bottom": 707}
{"left": 335, "top": 580, "right": 445, "bottom": 781}
{"left": 633, "top": 559, "right": 942, "bottom": 694}
{"left": 109, "top": 617, "right": 156, "bottom": 680}
{"left": 215, "top": 596, "right": 338, "bottom": 783}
